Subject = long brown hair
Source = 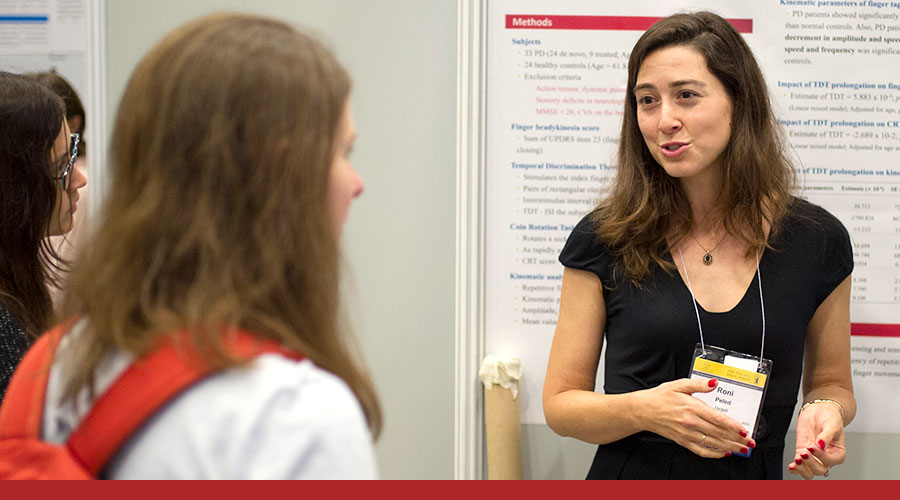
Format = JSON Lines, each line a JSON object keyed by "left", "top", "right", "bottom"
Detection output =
{"left": 62, "top": 13, "right": 381, "bottom": 436}
{"left": 594, "top": 11, "right": 795, "bottom": 284}
{"left": 0, "top": 71, "right": 66, "bottom": 336}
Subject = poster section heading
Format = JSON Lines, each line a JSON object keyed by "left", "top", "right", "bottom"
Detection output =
{"left": 505, "top": 15, "right": 753, "bottom": 33}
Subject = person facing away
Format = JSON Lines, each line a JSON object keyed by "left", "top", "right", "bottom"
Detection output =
{"left": 543, "top": 11, "right": 854, "bottom": 480}
{"left": 32, "top": 12, "right": 378, "bottom": 478}
{"left": 0, "top": 72, "right": 87, "bottom": 401}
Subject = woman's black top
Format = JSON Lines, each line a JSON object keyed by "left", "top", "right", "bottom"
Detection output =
{"left": 558, "top": 197, "right": 853, "bottom": 479}
{"left": 0, "top": 299, "right": 31, "bottom": 401}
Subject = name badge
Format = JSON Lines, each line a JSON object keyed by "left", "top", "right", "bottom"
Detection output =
{"left": 689, "top": 344, "right": 772, "bottom": 458}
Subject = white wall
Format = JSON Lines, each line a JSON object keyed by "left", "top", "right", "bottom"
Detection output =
{"left": 105, "top": 0, "right": 458, "bottom": 479}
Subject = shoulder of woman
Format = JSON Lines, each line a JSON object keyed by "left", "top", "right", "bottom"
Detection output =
{"left": 560, "top": 209, "right": 614, "bottom": 265}
{"left": 783, "top": 197, "right": 849, "bottom": 238}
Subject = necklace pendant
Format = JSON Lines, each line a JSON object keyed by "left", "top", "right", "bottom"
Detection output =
{"left": 702, "top": 252, "right": 713, "bottom": 266}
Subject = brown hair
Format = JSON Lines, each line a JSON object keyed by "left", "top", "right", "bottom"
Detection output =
{"left": 594, "top": 11, "right": 795, "bottom": 284}
{"left": 62, "top": 13, "right": 381, "bottom": 436}
{"left": 0, "top": 71, "right": 66, "bottom": 336}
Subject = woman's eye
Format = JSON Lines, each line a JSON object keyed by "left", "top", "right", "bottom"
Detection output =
{"left": 637, "top": 95, "right": 655, "bottom": 105}
{"left": 679, "top": 90, "right": 696, "bottom": 99}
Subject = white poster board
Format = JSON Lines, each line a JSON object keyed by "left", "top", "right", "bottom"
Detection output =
{"left": 485, "top": 0, "right": 900, "bottom": 428}
{"left": 0, "top": 0, "right": 87, "bottom": 95}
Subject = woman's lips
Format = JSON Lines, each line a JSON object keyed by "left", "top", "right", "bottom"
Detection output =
{"left": 660, "top": 142, "right": 689, "bottom": 158}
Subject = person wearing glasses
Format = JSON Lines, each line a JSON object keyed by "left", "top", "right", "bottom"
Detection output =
{"left": 26, "top": 71, "right": 90, "bottom": 303}
{"left": 0, "top": 71, "right": 87, "bottom": 401}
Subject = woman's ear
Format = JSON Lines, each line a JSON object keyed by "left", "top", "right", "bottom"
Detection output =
{"left": 67, "top": 115, "right": 83, "bottom": 135}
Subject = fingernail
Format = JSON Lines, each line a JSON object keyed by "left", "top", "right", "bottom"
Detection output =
{"left": 788, "top": 463, "right": 796, "bottom": 471}
{"left": 740, "top": 447, "right": 748, "bottom": 454}
{"left": 818, "top": 440, "right": 826, "bottom": 450}
{"left": 807, "top": 447, "right": 816, "bottom": 453}
{"left": 739, "top": 430, "right": 747, "bottom": 438}
{"left": 748, "top": 441, "right": 756, "bottom": 449}
{"left": 725, "top": 452, "right": 731, "bottom": 457}
{"left": 708, "top": 379, "right": 717, "bottom": 388}
{"left": 800, "top": 452, "right": 809, "bottom": 460}
{"left": 794, "top": 458, "right": 803, "bottom": 464}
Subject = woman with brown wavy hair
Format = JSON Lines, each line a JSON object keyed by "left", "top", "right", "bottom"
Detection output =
{"left": 0, "top": 72, "right": 86, "bottom": 400}
{"left": 29, "top": 13, "right": 378, "bottom": 478}
{"left": 543, "top": 12, "right": 854, "bottom": 479}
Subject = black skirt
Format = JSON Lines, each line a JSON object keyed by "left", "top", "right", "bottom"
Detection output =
{"left": 586, "top": 432, "right": 783, "bottom": 480}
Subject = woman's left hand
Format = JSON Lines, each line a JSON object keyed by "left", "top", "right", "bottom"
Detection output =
{"left": 788, "top": 402, "right": 846, "bottom": 479}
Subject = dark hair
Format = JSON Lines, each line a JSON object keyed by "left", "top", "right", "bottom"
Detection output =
{"left": 26, "top": 70, "right": 85, "bottom": 131}
{"left": 594, "top": 11, "right": 795, "bottom": 284}
{"left": 0, "top": 71, "right": 66, "bottom": 335}
{"left": 62, "top": 13, "right": 381, "bottom": 436}
{"left": 26, "top": 70, "right": 86, "bottom": 156}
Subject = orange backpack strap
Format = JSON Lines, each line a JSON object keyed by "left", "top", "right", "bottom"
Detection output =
{"left": 63, "top": 328, "right": 302, "bottom": 476}
{"left": 0, "top": 323, "right": 72, "bottom": 440}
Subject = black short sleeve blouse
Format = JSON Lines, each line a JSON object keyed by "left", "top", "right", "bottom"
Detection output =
{"left": 558, "top": 197, "right": 853, "bottom": 448}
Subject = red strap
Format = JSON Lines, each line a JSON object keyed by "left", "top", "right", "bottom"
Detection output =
{"left": 0, "top": 323, "right": 71, "bottom": 440}
{"left": 61, "top": 328, "right": 302, "bottom": 476}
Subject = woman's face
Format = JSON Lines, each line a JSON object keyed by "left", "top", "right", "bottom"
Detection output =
{"left": 634, "top": 45, "right": 733, "bottom": 186}
{"left": 47, "top": 120, "right": 87, "bottom": 236}
{"left": 328, "top": 102, "right": 364, "bottom": 235}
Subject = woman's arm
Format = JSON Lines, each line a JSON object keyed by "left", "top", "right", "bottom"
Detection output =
{"left": 790, "top": 276, "right": 855, "bottom": 479}
{"left": 542, "top": 268, "right": 753, "bottom": 457}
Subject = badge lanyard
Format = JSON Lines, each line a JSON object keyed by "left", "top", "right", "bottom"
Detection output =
{"left": 678, "top": 246, "right": 772, "bottom": 454}
{"left": 677, "top": 247, "right": 766, "bottom": 370}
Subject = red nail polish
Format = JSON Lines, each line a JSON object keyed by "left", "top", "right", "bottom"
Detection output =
{"left": 708, "top": 379, "right": 717, "bottom": 388}
{"left": 748, "top": 441, "right": 756, "bottom": 449}
{"left": 800, "top": 452, "right": 809, "bottom": 459}
{"left": 789, "top": 463, "right": 796, "bottom": 471}
{"left": 739, "top": 430, "right": 747, "bottom": 438}
{"left": 807, "top": 447, "right": 816, "bottom": 453}
{"left": 740, "top": 447, "right": 748, "bottom": 454}
{"left": 818, "top": 440, "right": 826, "bottom": 450}
{"left": 725, "top": 452, "right": 731, "bottom": 457}
{"left": 794, "top": 458, "right": 803, "bottom": 464}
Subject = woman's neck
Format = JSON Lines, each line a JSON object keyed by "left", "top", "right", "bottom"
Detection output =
{"left": 679, "top": 175, "right": 721, "bottom": 234}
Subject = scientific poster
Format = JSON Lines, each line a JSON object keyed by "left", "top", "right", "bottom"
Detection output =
{"left": 0, "top": 0, "right": 86, "bottom": 99}
{"left": 484, "top": 0, "right": 900, "bottom": 428}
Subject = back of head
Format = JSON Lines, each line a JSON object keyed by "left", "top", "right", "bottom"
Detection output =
{"left": 0, "top": 71, "right": 65, "bottom": 335}
{"left": 64, "top": 13, "right": 380, "bottom": 434}
{"left": 25, "top": 70, "right": 85, "bottom": 135}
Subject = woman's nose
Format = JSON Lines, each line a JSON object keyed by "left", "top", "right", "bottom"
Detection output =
{"left": 658, "top": 100, "right": 682, "bottom": 133}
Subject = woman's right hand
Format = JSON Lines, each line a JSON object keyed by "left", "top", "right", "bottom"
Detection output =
{"left": 637, "top": 377, "right": 755, "bottom": 458}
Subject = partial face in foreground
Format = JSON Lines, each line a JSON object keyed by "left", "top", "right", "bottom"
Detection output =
{"left": 47, "top": 121, "right": 87, "bottom": 236}
{"left": 328, "top": 103, "right": 364, "bottom": 234}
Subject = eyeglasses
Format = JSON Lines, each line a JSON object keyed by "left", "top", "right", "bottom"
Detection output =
{"left": 56, "top": 133, "right": 80, "bottom": 190}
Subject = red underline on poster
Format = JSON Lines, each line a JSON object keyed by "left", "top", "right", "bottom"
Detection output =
{"left": 505, "top": 15, "right": 753, "bottom": 34}
{"left": 851, "top": 323, "right": 900, "bottom": 337}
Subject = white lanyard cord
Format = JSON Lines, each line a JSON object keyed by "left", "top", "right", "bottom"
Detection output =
{"left": 677, "top": 247, "right": 766, "bottom": 368}
{"left": 755, "top": 248, "right": 766, "bottom": 366}
{"left": 678, "top": 246, "right": 707, "bottom": 355}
